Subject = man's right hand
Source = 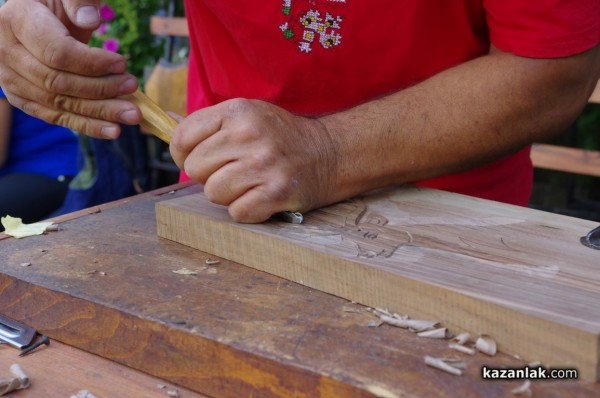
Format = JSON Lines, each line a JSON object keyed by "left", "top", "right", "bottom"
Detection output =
{"left": 0, "top": 0, "right": 142, "bottom": 138}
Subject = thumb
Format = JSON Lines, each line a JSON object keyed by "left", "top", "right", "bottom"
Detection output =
{"left": 61, "top": 0, "right": 102, "bottom": 29}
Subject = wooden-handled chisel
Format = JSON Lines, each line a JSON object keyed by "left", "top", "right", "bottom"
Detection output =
{"left": 124, "top": 90, "right": 303, "bottom": 224}
{"left": 123, "top": 89, "right": 179, "bottom": 144}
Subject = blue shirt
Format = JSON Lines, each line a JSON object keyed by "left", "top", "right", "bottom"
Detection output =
{"left": 0, "top": 87, "right": 79, "bottom": 179}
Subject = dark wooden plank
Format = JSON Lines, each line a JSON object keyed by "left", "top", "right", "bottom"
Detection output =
{"left": 0, "top": 340, "right": 206, "bottom": 397}
{"left": 0, "top": 185, "right": 598, "bottom": 396}
{"left": 156, "top": 187, "right": 600, "bottom": 381}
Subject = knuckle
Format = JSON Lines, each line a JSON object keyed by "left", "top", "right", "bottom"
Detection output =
{"left": 43, "top": 69, "right": 64, "bottom": 93}
{"left": 51, "top": 94, "right": 70, "bottom": 111}
{"left": 42, "top": 40, "right": 68, "bottom": 70}
{"left": 182, "top": 158, "right": 206, "bottom": 185}
{"left": 226, "top": 98, "right": 252, "bottom": 114}
{"left": 266, "top": 179, "right": 293, "bottom": 203}
{"left": 228, "top": 204, "right": 252, "bottom": 223}
{"left": 250, "top": 147, "right": 279, "bottom": 170}
{"left": 203, "top": 184, "right": 223, "bottom": 205}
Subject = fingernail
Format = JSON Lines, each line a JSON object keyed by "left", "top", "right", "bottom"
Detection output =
{"left": 76, "top": 6, "right": 100, "bottom": 27}
{"left": 119, "top": 78, "right": 138, "bottom": 95}
{"left": 119, "top": 109, "right": 140, "bottom": 124}
{"left": 101, "top": 126, "right": 119, "bottom": 139}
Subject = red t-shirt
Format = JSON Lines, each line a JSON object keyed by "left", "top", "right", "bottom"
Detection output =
{"left": 181, "top": 0, "right": 600, "bottom": 206}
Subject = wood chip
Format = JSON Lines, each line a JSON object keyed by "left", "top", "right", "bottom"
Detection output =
{"left": 417, "top": 327, "right": 450, "bottom": 339}
{"left": 451, "top": 332, "right": 471, "bottom": 345}
{"left": 380, "top": 314, "right": 438, "bottom": 332}
{"left": 172, "top": 268, "right": 199, "bottom": 275}
{"left": 364, "top": 384, "right": 401, "bottom": 398}
{"left": 19, "top": 262, "right": 31, "bottom": 267}
{"left": 476, "top": 335, "right": 497, "bottom": 356}
{"left": 373, "top": 308, "right": 393, "bottom": 317}
{"left": 511, "top": 380, "right": 532, "bottom": 397}
{"left": 1, "top": 216, "right": 55, "bottom": 239}
{"left": 367, "top": 320, "right": 383, "bottom": 328}
{"left": 0, "top": 364, "right": 30, "bottom": 396}
{"left": 424, "top": 356, "right": 463, "bottom": 376}
{"left": 448, "top": 342, "right": 476, "bottom": 355}
{"left": 342, "top": 306, "right": 363, "bottom": 313}
{"left": 70, "top": 390, "right": 98, "bottom": 398}
{"left": 167, "top": 388, "right": 180, "bottom": 398}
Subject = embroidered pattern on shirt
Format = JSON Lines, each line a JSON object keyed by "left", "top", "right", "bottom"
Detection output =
{"left": 279, "top": 0, "right": 348, "bottom": 53}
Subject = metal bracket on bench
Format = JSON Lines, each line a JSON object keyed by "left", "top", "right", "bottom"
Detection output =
{"left": 0, "top": 314, "right": 37, "bottom": 350}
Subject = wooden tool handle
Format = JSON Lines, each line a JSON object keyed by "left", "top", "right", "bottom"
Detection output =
{"left": 124, "top": 89, "right": 179, "bottom": 144}
{"left": 124, "top": 89, "right": 304, "bottom": 224}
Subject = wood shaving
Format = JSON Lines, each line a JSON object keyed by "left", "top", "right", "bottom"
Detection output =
{"left": 476, "top": 335, "right": 497, "bottom": 356}
{"left": 364, "top": 384, "right": 400, "bottom": 398}
{"left": 1, "top": 216, "right": 55, "bottom": 239}
{"left": 172, "top": 268, "right": 199, "bottom": 275}
{"left": 342, "top": 306, "right": 363, "bottom": 313}
{"left": 424, "top": 356, "right": 464, "bottom": 376}
{"left": 417, "top": 327, "right": 450, "bottom": 339}
{"left": 448, "top": 342, "right": 476, "bottom": 355}
{"left": 452, "top": 332, "right": 471, "bottom": 345}
{"left": 19, "top": 262, "right": 31, "bottom": 267}
{"left": 367, "top": 320, "right": 383, "bottom": 328}
{"left": 380, "top": 314, "right": 438, "bottom": 332}
{"left": 511, "top": 380, "right": 532, "bottom": 397}
{"left": 438, "top": 357, "right": 468, "bottom": 369}
{"left": 167, "top": 388, "right": 180, "bottom": 397}
{"left": 205, "top": 258, "right": 220, "bottom": 265}
{"left": 0, "top": 364, "right": 30, "bottom": 396}
{"left": 373, "top": 308, "right": 393, "bottom": 317}
{"left": 70, "top": 390, "right": 98, "bottom": 398}
{"left": 86, "top": 270, "right": 106, "bottom": 276}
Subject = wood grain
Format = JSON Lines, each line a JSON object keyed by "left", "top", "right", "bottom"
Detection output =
{"left": 0, "top": 340, "right": 206, "bottom": 398}
{"left": 2, "top": 184, "right": 597, "bottom": 396}
{"left": 156, "top": 186, "right": 600, "bottom": 381}
{"left": 122, "top": 89, "right": 178, "bottom": 143}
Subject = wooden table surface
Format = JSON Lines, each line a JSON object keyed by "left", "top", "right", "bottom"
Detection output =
{"left": 0, "top": 183, "right": 598, "bottom": 397}
{"left": 0, "top": 340, "right": 206, "bottom": 397}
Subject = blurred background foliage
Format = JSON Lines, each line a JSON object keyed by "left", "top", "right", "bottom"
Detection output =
{"left": 88, "top": 0, "right": 187, "bottom": 85}
{"left": 530, "top": 103, "right": 600, "bottom": 221}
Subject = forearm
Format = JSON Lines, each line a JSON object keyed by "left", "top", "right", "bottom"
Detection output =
{"left": 320, "top": 45, "right": 600, "bottom": 202}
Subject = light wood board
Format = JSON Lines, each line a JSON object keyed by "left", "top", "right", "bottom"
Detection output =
{"left": 156, "top": 186, "right": 600, "bottom": 381}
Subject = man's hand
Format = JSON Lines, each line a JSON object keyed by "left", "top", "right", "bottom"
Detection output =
{"left": 170, "top": 99, "right": 339, "bottom": 223}
{"left": 0, "top": 0, "right": 141, "bottom": 138}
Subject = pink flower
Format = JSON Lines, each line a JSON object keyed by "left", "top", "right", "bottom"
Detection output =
{"left": 96, "top": 23, "right": 109, "bottom": 35}
{"left": 102, "top": 38, "right": 120, "bottom": 53}
{"left": 99, "top": 4, "right": 116, "bottom": 21}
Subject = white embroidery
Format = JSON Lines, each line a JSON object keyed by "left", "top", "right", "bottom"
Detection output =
{"left": 280, "top": 0, "right": 345, "bottom": 53}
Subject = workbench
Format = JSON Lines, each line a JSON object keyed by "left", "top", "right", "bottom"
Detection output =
{"left": 0, "top": 183, "right": 598, "bottom": 397}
